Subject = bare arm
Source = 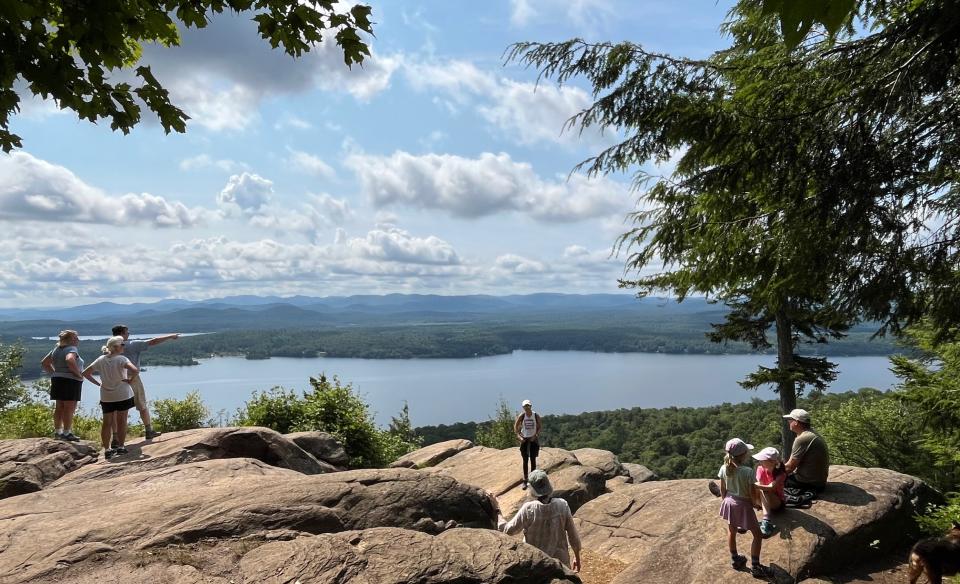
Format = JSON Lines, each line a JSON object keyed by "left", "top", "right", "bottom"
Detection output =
{"left": 534, "top": 414, "right": 542, "bottom": 439}
{"left": 64, "top": 352, "right": 83, "bottom": 378}
{"left": 565, "top": 509, "right": 582, "bottom": 572}
{"left": 784, "top": 457, "right": 799, "bottom": 473}
{"left": 81, "top": 363, "right": 101, "bottom": 387}
{"left": 514, "top": 415, "right": 524, "bottom": 440}
{"left": 40, "top": 353, "right": 54, "bottom": 374}
{"left": 147, "top": 333, "right": 180, "bottom": 347}
{"left": 124, "top": 362, "right": 139, "bottom": 377}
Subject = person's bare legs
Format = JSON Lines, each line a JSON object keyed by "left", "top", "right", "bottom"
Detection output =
{"left": 728, "top": 525, "right": 738, "bottom": 556}
{"left": 115, "top": 410, "right": 129, "bottom": 446}
{"left": 53, "top": 400, "right": 66, "bottom": 433}
{"left": 62, "top": 400, "right": 78, "bottom": 435}
{"left": 100, "top": 411, "right": 115, "bottom": 451}
{"left": 761, "top": 491, "right": 782, "bottom": 519}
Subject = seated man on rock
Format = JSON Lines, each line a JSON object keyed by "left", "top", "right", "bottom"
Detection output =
{"left": 782, "top": 408, "right": 829, "bottom": 494}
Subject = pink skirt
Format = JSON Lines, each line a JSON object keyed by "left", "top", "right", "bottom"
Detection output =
{"left": 719, "top": 495, "right": 759, "bottom": 531}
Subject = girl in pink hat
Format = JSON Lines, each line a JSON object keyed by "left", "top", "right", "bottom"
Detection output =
{"left": 753, "top": 446, "right": 786, "bottom": 537}
{"left": 717, "top": 438, "right": 772, "bottom": 577}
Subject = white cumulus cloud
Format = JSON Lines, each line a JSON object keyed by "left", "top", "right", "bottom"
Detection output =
{"left": 0, "top": 152, "right": 205, "bottom": 228}
{"left": 217, "top": 172, "right": 273, "bottom": 214}
{"left": 345, "top": 150, "right": 628, "bottom": 222}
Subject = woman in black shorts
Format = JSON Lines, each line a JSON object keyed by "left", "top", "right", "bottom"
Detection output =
{"left": 82, "top": 336, "right": 138, "bottom": 459}
{"left": 40, "top": 330, "right": 84, "bottom": 442}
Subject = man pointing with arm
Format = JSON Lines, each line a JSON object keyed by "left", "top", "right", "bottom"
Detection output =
{"left": 112, "top": 324, "right": 180, "bottom": 440}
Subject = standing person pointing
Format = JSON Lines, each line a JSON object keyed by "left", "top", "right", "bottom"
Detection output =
{"left": 514, "top": 399, "right": 542, "bottom": 490}
{"left": 111, "top": 324, "right": 180, "bottom": 440}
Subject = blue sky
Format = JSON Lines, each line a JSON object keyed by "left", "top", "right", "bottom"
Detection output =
{"left": 0, "top": 1, "right": 734, "bottom": 308}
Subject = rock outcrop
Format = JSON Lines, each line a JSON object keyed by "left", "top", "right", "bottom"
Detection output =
{"left": 429, "top": 445, "right": 606, "bottom": 517}
{"left": 621, "top": 462, "right": 658, "bottom": 483}
{"left": 240, "top": 527, "right": 581, "bottom": 583}
{"left": 286, "top": 430, "right": 350, "bottom": 470}
{"left": 0, "top": 437, "right": 98, "bottom": 499}
{"left": 575, "top": 465, "right": 939, "bottom": 583}
{"left": 572, "top": 448, "right": 626, "bottom": 480}
{"left": 390, "top": 438, "right": 475, "bottom": 469}
{"left": 0, "top": 459, "right": 495, "bottom": 584}
{"left": 51, "top": 427, "right": 329, "bottom": 485}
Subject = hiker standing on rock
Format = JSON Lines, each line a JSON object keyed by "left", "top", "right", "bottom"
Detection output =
{"left": 515, "top": 399, "right": 541, "bottom": 490}
{"left": 82, "top": 336, "right": 138, "bottom": 459}
{"left": 40, "top": 329, "right": 84, "bottom": 442}
{"left": 111, "top": 324, "right": 180, "bottom": 440}
{"left": 493, "top": 469, "right": 582, "bottom": 571}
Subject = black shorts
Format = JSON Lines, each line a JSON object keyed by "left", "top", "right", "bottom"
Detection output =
{"left": 101, "top": 397, "right": 135, "bottom": 413}
{"left": 520, "top": 439, "right": 540, "bottom": 459}
{"left": 50, "top": 377, "right": 82, "bottom": 401}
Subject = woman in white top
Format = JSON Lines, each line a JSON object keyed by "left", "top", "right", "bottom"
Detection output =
{"left": 82, "top": 336, "right": 138, "bottom": 459}
{"left": 514, "top": 399, "right": 541, "bottom": 489}
{"left": 494, "top": 469, "right": 582, "bottom": 571}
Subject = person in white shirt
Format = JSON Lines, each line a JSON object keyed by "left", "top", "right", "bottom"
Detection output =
{"left": 493, "top": 469, "right": 582, "bottom": 571}
{"left": 82, "top": 336, "right": 139, "bottom": 459}
{"left": 514, "top": 399, "right": 542, "bottom": 490}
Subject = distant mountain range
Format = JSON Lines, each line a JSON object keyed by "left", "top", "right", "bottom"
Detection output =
{"left": 0, "top": 293, "right": 720, "bottom": 337}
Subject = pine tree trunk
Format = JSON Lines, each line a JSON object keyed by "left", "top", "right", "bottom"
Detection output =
{"left": 775, "top": 308, "right": 798, "bottom": 456}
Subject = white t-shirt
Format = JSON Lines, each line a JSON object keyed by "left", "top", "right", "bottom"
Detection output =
{"left": 89, "top": 354, "right": 134, "bottom": 403}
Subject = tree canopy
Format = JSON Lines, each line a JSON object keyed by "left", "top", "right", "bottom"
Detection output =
{"left": 508, "top": 0, "right": 960, "bottom": 452}
{"left": 0, "top": 0, "right": 373, "bottom": 151}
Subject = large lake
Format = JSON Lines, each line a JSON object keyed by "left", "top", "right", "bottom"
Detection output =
{"left": 75, "top": 351, "right": 899, "bottom": 427}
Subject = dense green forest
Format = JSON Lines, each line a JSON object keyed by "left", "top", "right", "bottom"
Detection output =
{"left": 416, "top": 391, "right": 877, "bottom": 480}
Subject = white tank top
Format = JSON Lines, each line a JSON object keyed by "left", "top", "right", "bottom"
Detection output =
{"left": 520, "top": 411, "right": 538, "bottom": 438}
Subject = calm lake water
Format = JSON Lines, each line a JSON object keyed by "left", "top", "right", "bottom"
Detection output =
{"left": 74, "top": 351, "right": 899, "bottom": 427}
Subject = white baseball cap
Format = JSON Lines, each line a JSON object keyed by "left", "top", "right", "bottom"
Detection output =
{"left": 521, "top": 399, "right": 532, "bottom": 407}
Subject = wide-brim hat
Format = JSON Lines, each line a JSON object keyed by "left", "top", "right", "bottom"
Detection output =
{"left": 527, "top": 469, "right": 553, "bottom": 498}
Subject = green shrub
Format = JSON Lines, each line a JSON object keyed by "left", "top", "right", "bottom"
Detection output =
{"left": 917, "top": 492, "right": 960, "bottom": 536}
{"left": 295, "top": 375, "right": 384, "bottom": 467}
{"left": 234, "top": 374, "right": 421, "bottom": 468}
{"left": 233, "top": 386, "right": 305, "bottom": 433}
{"left": 151, "top": 390, "right": 210, "bottom": 432}
{"left": 475, "top": 397, "right": 517, "bottom": 449}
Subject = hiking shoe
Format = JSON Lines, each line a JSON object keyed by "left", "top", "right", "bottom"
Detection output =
{"left": 114, "top": 446, "right": 129, "bottom": 455}
{"left": 62, "top": 432, "right": 80, "bottom": 442}
{"left": 145, "top": 430, "right": 162, "bottom": 440}
{"left": 751, "top": 563, "right": 774, "bottom": 578}
{"left": 708, "top": 481, "right": 721, "bottom": 497}
{"left": 759, "top": 519, "right": 776, "bottom": 537}
{"left": 54, "top": 431, "right": 65, "bottom": 441}
{"left": 731, "top": 554, "right": 747, "bottom": 570}
{"left": 104, "top": 448, "right": 116, "bottom": 460}
{"left": 110, "top": 439, "right": 119, "bottom": 449}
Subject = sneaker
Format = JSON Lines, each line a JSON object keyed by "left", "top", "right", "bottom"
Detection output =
{"left": 708, "top": 481, "right": 721, "bottom": 497}
{"left": 110, "top": 439, "right": 119, "bottom": 449}
{"left": 751, "top": 563, "right": 774, "bottom": 578}
{"left": 520, "top": 481, "right": 528, "bottom": 490}
{"left": 104, "top": 448, "right": 116, "bottom": 460}
{"left": 144, "top": 430, "right": 162, "bottom": 440}
{"left": 114, "top": 446, "right": 129, "bottom": 455}
{"left": 54, "top": 431, "right": 65, "bottom": 441}
{"left": 731, "top": 554, "right": 747, "bottom": 570}
{"left": 62, "top": 432, "right": 80, "bottom": 442}
{"left": 759, "top": 519, "right": 776, "bottom": 537}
